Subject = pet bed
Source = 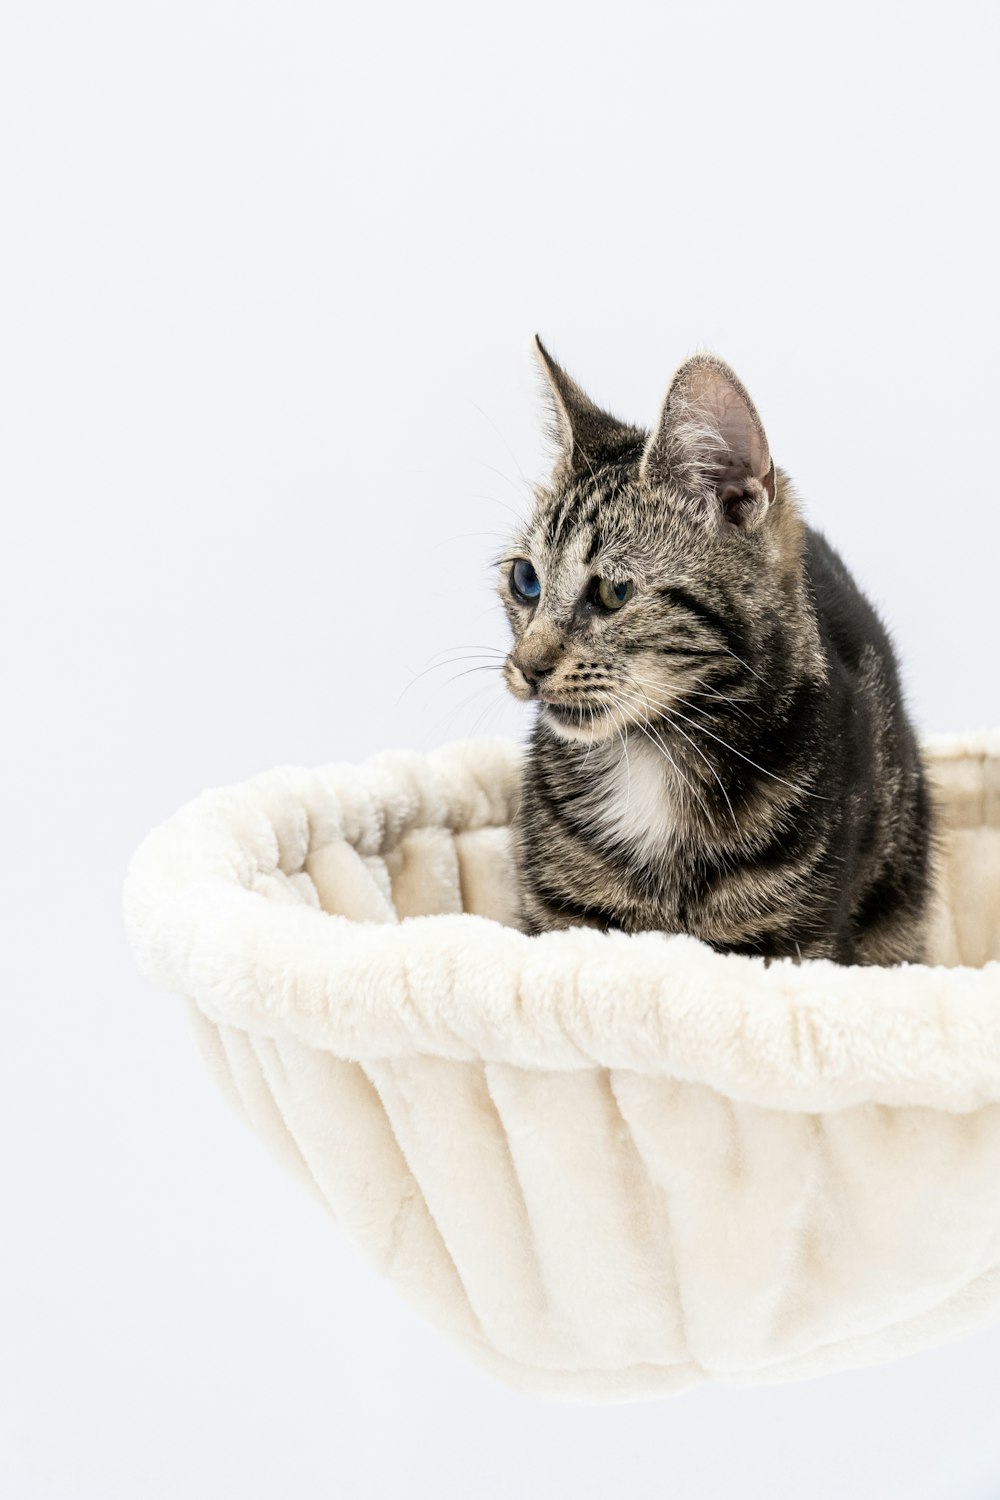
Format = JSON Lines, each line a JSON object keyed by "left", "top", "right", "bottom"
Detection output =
{"left": 124, "top": 731, "right": 1000, "bottom": 1401}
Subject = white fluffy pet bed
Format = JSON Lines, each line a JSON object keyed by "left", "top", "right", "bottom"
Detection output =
{"left": 124, "top": 732, "right": 1000, "bottom": 1402}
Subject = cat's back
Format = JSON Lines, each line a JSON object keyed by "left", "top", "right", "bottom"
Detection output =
{"left": 803, "top": 524, "right": 920, "bottom": 774}
{"left": 804, "top": 527, "right": 898, "bottom": 679}
{"left": 803, "top": 525, "right": 933, "bottom": 963}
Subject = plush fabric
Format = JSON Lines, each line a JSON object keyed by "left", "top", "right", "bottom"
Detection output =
{"left": 124, "top": 732, "right": 1000, "bottom": 1401}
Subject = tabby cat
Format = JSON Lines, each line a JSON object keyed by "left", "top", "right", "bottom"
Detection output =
{"left": 499, "top": 338, "right": 933, "bottom": 965}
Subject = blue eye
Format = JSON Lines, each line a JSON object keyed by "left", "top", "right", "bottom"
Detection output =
{"left": 511, "top": 558, "right": 541, "bottom": 602}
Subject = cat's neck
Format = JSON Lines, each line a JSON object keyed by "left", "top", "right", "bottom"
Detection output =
{"left": 573, "top": 735, "right": 679, "bottom": 861}
{"left": 545, "top": 667, "right": 825, "bottom": 854}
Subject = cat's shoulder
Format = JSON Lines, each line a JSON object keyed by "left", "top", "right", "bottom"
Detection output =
{"left": 804, "top": 524, "right": 896, "bottom": 674}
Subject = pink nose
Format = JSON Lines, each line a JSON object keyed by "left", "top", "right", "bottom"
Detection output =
{"left": 518, "top": 662, "right": 553, "bottom": 689}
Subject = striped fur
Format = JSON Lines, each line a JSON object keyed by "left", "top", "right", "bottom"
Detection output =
{"left": 499, "top": 341, "right": 933, "bottom": 965}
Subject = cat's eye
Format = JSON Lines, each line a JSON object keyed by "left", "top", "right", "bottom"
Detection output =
{"left": 510, "top": 558, "right": 541, "bottom": 603}
{"left": 593, "top": 577, "right": 634, "bottom": 612}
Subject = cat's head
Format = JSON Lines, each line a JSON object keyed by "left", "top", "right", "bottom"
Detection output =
{"left": 499, "top": 338, "right": 808, "bottom": 744}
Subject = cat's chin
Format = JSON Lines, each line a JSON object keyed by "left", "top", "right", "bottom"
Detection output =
{"left": 539, "top": 702, "right": 618, "bottom": 744}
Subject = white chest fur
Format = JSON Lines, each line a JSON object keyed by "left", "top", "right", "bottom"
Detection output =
{"left": 586, "top": 737, "right": 676, "bottom": 863}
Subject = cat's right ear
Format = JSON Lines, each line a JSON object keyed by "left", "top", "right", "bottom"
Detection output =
{"left": 641, "top": 354, "right": 776, "bottom": 530}
{"left": 533, "top": 336, "right": 638, "bottom": 481}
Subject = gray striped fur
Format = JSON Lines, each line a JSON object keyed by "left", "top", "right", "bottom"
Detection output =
{"left": 499, "top": 340, "right": 933, "bottom": 965}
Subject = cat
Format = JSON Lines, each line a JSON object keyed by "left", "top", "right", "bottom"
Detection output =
{"left": 498, "top": 338, "right": 934, "bottom": 965}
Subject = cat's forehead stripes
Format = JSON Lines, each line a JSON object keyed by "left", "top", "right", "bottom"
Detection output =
{"left": 541, "top": 467, "right": 633, "bottom": 554}
{"left": 535, "top": 469, "right": 644, "bottom": 582}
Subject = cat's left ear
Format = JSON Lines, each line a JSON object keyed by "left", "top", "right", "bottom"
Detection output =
{"left": 641, "top": 355, "right": 776, "bottom": 530}
{"left": 533, "top": 336, "right": 640, "bottom": 480}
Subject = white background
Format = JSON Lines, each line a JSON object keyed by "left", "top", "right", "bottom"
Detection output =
{"left": 4, "top": 1, "right": 1000, "bottom": 1495}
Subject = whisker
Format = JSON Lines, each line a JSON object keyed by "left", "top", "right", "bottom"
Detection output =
{"left": 661, "top": 708, "right": 739, "bottom": 830}
{"left": 426, "top": 642, "right": 507, "bottom": 657}
{"left": 466, "top": 697, "right": 506, "bottom": 740}
{"left": 444, "top": 529, "right": 513, "bottom": 545}
{"left": 718, "top": 643, "right": 771, "bottom": 687}
{"left": 623, "top": 675, "right": 739, "bottom": 830}
{"left": 679, "top": 682, "right": 756, "bottom": 724}
{"left": 470, "top": 401, "right": 531, "bottom": 489}
{"left": 436, "top": 679, "right": 506, "bottom": 741}
{"left": 468, "top": 491, "right": 527, "bottom": 522}
{"left": 609, "top": 685, "right": 716, "bottom": 831}
{"left": 614, "top": 720, "right": 632, "bottom": 814}
{"left": 397, "top": 651, "right": 507, "bottom": 704}
{"left": 667, "top": 698, "right": 831, "bottom": 802}
{"left": 579, "top": 696, "right": 601, "bottom": 770}
{"left": 446, "top": 664, "right": 505, "bottom": 683}
{"left": 474, "top": 459, "right": 531, "bottom": 503}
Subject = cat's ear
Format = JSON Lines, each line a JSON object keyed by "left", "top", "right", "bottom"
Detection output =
{"left": 533, "top": 335, "right": 639, "bottom": 479}
{"left": 641, "top": 354, "right": 776, "bottom": 530}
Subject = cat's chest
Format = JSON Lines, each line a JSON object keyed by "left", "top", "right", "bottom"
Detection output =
{"left": 586, "top": 739, "right": 676, "bottom": 865}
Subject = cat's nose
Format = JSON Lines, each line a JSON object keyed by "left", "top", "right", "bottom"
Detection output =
{"left": 519, "top": 663, "right": 553, "bottom": 689}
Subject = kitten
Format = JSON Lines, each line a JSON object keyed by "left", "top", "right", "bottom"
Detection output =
{"left": 499, "top": 338, "right": 933, "bottom": 965}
